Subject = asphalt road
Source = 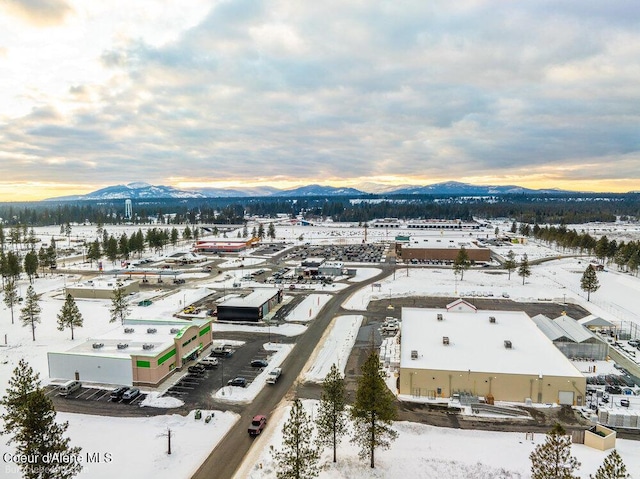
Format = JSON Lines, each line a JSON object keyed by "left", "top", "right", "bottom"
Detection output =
{"left": 190, "top": 265, "right": 394, "bottom": 479}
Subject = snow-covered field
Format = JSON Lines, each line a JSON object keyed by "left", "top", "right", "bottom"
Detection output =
{"left": 1, "top": 221, "right": 640, "bottom": 479}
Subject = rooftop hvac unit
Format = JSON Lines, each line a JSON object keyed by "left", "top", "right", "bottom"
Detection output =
{"left": 411, "top": 350, "right": 418, "bottom": 360}
{"left": 489, "top": 316, "right": 496, "bottom": 323}
{"left": 124, "top": 328, "right": 135, "bottom": 333}
{"left": 437, "top": 313, "right": 443, "bottom": 321}
{"left": 147, "top": 328, "right": 157, "bottom": 334}
{"left": 142, "top": 344, "right": 155, "bottom": 350}
{"left": 117, "top": 343, "right": 129, "bottom": 349}
{"left": 443, "top": 336, "right": 450, "bottom": 345}
{"left": 92, "top": 343, "right": 104, "bottom": 349}
{"left": 170, "top": 328, "right": 180, "bottom": 334}
{"left": 504, "top": 340, "right": 512, "bottom": 349}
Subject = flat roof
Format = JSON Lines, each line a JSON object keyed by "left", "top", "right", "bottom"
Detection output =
{"left": 66, "top": 277, "right": 137, "bottom": 290}
{"left": 218, "top": 289, "right": 279, "bottom": 308}
{"left": 400, "top": 307, "right": 583, "bottom": 378}
{"left": 402, "top": 238, "right": 487, "bottom": 250}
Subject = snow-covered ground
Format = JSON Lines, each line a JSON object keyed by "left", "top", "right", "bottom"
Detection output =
{"left": 1, "top": 221, "right": 640, "bottom": 479}
{"left": 286, "top": 294, "right": 332, "bottom": 322}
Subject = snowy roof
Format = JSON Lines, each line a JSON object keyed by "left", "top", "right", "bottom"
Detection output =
{"left": 533, "top": 314, "right": 599, "bottom": 344}
{"left": 402, "top": 237, "right": 487, "bottom": 249}
{"left": 579, "top": 316, "right": 616, "bottom": 328}
{"left": 400, "top": 307, "right": 583, "bottom": 378}
{"left": 218, "top": 288, "right": 279, "bottom": 308}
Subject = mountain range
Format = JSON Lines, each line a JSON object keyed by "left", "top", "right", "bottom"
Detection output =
{"left": 46, "top": 181, "right": 579, "bottom": 201}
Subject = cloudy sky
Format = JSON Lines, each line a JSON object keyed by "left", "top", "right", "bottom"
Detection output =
{"left": 0, "top": 0, "right": 639, "bottom": 200}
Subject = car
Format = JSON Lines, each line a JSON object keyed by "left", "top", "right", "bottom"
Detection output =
{"left": 248, "top": 415, "right": 267, "bottom": 436}
{"left": 250, "top": 359, "right": 269, "bottom": 368}
{"left": 122, "top": 388, "right": 140, "bottom": 401}
{"left": 605, "top": 385, "right": 623, "bottom": 395}
{"left": 266, "top": 368, "right": 282, "bottom": 384}
{"left": 227, "top": 377, "right": 247, "bottom": 388}
{"left": 110, "top": 386, "right": 128, "bottom": 401}
{"left": 211, "top": 346, "right": 234, "bottom": 357}
{"left": 188, "top": 364, "right": 206, "bottom": 374}
{"left": 173, "top": 278, "right": 186, "bottom": 284}
{"left": 620, "top": 398, "right": 630, "bottom": 407}
{"left": 199, "top": 357, "right": 219, "bottom": 369}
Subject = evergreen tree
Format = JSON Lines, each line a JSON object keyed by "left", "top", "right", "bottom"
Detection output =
{"left": 109, "top": 286, "right": 131, "bottom": 324}
{"left": 518, "top": 253, "right": 531, "bottom": 285}
{"left": 242, "top": 225, "right": 248, "bottom": 238}
{"left": 504, "top": 249, "right": 517, "bottom": 280}
{"left": 530, "top": 423, "right": 580, "bottom": 479}
{"left": 57, "top": 294, "right": 84, "bottom": 340}
{"left": 316, "top": 364, "right": 347, "bottom": 463}
{"left": 3, "top": 278, "right": 18, "bottom": 324}
{"left": 47, "top": 238, "right": 57, "bottom": 268}
{"left": 590, "top": 449, "right": 630, "bottom": 479}
{"left": 251, "top": 226, "right": 257, "bottom": 238}
{"left": 0, "top": 359, "right": 83, "bottom": 479}
{"left": 268, "top": 222, "right": 276, "bottom": 240}
{"left": 24, "top": 250, "right": 39, "bottom": 283}
{"left": 170, "top": 227, "right": 179, "bottom": 247}
{"left": 6, "top": 250, "right": 22, "bottom": 281}
{"left": 452, "top": 246, "right": 470, "bottom": 280}
{"left": 38, "top": 246, "right": 48, "bottom": 274}
{"left": 106, "top": 235, "right": 118, "bottom": 264}
{"left": 86, "top": 239, "right": 101, "bottom": 266}
{"left": 273, "top": 399, "right": 320, "bottom": 479}
{"left": 20, "top": 285, "right": 41, "bottom": 341}
{"left": 183, "top": 226, "right": 192, "bottom": 240}
{"left": 580, "top": 264, "right": 600, "bottom": 302}
{"left": 257, "top": 223, "right": 265, "bottom": 239}
{"left": 351, "top": 351, "right": 398, "bottom": 468}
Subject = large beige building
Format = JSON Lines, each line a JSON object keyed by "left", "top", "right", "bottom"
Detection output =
{"left": 397, "top": 237, "right": 491, "bottom": 263}
{"left": 398, "top": 300, "right": 586, "bottom": 405}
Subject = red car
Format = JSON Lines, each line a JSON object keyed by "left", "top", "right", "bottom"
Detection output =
{"left": 248, "top": 415, "right": 267, "bottom": 436}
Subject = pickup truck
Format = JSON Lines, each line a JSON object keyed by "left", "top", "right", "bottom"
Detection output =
{"left": 266, "top": 368, "right": 282, "bottom": 384}
{"left": 248, "top": 415, "right": 267, "bottom": 436}
{"left": 210, "top": 346, "right": 234, "bottom": 357}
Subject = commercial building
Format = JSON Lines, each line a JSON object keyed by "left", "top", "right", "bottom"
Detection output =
{"left": 216, "top": 289, "right": 282, "bottom": 322}
{"left": 398, "top": 300, "right": 586, "bottom": 405}
{"left": 47, "top": 318, "right": 213, "bottom": 386}
{"left": 65, "top": 277, "right": 139, "bottom": 300}
{"left": 397, "top": 237, "right": 491, "bottom": 263}
{"left": 193, "top": 238, "right": 258, "bottom": 253}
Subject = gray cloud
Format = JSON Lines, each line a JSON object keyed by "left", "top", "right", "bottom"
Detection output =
{"left": 1, "top": 0, "right": 639, "bottom": 192}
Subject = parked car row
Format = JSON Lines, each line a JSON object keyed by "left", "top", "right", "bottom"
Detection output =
{"left": 110, "top": 386, "right": 141, "bottom": 402}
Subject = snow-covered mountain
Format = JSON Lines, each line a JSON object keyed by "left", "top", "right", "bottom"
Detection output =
{"left": 272, "top": 184, "right": 366, "bottom": 197}
{"left": 47, "top": 183, "right": 207, "bottom": 201}
{"left": 387, "top": 181, "right": 571, "bottom": 195}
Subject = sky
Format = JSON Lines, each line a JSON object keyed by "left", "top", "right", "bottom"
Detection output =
{"left": 1, "top": 0, "right": 639, "bottom": 201}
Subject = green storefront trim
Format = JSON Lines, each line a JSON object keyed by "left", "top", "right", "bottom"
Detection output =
{"left": 136, "top": 360, "right": 151, "bottom": 368}
{"left": 199, "top": 325, "right": 211, "bottom": 336}
{"left": 158, "top": 348, "right": 177, "bottom": 366}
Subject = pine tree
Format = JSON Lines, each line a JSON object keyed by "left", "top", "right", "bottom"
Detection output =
{"left": 0, "top": 359, "right": 83, "bottom": 479}
{"left": 268, "top": 223, "right": 276, "bottom": 240}
{"left": 529, "top": 423, "right": 580, "bottom": 479}
{"left": 316, "top": 364, "right": 347, "bottom": 463}
{"left": 453, "top": 246, "right": 470, "bottom": 280}
{"left": 351, "top": 351, "right": 398, "bottom": 468}
{"left": 24, "top": 250, "right": 39, "bottom": 283}
{"left": 590, "top": 449, "right": 630, "bottom": 479}
{"left": 504, "top": 249, "right": 517, "bottom": 280}
{"left": 109, "top": 286, "right": 131, "bottom": 324}
{"left": 20, "top": 285, "right": 41, "bottom": 341}
{"left": 518, "top": 253, "right": 531, "bottom": 285}
{"left": 273, "top": 399, "right": 320, "bottom": 479}
{"left": 258, "top": 223, "right": 265, "bottom": 239}
{"left": 580, "top": 264, "right": 600, "bottom": 302}
{"left": 3, "top": 278, "right": 18, "bottom": 324}
{"left": 57, "top": 294, "right": 84, "bottom": 340}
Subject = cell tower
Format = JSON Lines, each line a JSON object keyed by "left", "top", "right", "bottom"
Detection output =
{"left": 124, "top": 199, "right": 132, "bottom": 219}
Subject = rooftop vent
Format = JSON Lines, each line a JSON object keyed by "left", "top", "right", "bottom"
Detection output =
{"left": 92, "top": 343, "right": 104, "bottom": 349}
{"left": 504, "top": 340, "right": 512, "bottom": 349}
{"left": 142, "top": 343, "right": 155, "bottom": 350}
{"left": 411, "top": 350, "right": 418, "bottom": 360}
{"left": 124, "top": 328, "right": 135, "bottom": 334}
{"left": 170, "top": 328, "right": 180, "bottom": 334}
{"left": 489, "top": 316, "right": 496, "bottom": 324}
{"left": 443, "top": 336, "right": 450, "bottom": 345}
{"left": 147, "top": 328, "right": 157, "bottom": 334}
{"left": 117, "top": 343, "right": 129, "bottom": 350}
{"left": 437, "top": 313, "right": 443, "bottom": 321}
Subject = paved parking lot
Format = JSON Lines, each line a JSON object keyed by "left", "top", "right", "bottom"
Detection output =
{"left": 46, "top": 385, "right": 147, "bottom": 407}
{"left": 283, "top": 243, "right": 388, "bottom": 263}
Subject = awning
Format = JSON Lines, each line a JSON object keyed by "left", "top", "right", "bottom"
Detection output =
{"left": 181, "top": 344, "right": 203, "bottom": 360}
